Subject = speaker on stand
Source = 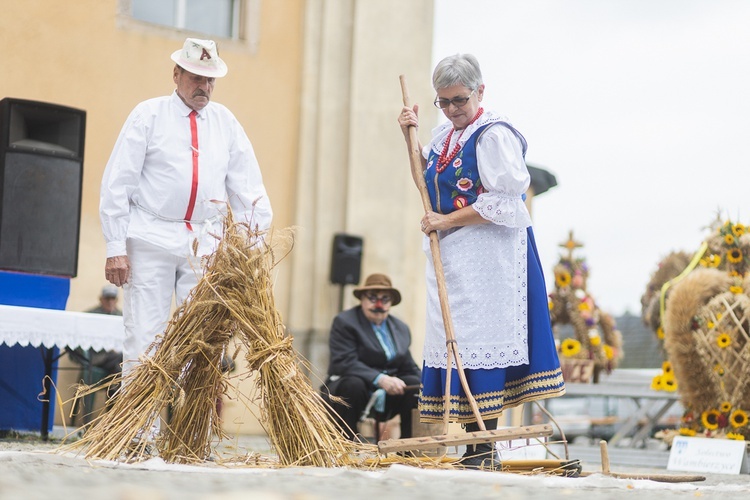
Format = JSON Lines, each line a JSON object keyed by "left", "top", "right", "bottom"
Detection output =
{"left": 330, "top": 233, "right": 363, "bottom": 311}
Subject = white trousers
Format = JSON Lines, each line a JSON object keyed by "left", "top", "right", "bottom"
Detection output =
{"left": 121, "top": 237, "right": 202, "bottom": 375}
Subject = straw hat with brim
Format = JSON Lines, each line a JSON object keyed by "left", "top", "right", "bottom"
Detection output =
{"left": 171, "top": 38, "right": 228, "bottom": 78}
{"left": 352, "top": 273, "right": 401, "bottom": 306}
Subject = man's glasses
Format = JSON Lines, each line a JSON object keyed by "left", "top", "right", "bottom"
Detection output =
{"left": 433, "top": 89, "right": 476, "bottom": 109}
{"left": 364, "top": 293, "right": 392, "bottom": 304}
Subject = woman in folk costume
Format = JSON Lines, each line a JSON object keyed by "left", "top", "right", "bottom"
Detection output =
{"left": 397, "top": 53, "right": 565, "bottom": 469}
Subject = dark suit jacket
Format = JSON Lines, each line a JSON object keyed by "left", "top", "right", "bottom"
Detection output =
{"left": 326, "top": 306, "right": 421, "bottom": 388}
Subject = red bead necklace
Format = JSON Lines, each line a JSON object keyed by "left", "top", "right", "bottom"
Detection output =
{"left": 435, "top": 107, "right": 484, "bottom": 173}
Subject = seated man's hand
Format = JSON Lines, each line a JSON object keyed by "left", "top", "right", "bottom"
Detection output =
{"left": 377, "top": 374, "right": 406, "bottom": 395}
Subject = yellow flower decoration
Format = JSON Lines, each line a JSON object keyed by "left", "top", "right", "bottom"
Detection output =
{"left": 716, "top": 313, "right": 723, "bottom": 321}
{"left": 662, "top": 376, "right": 678, "bottom": 392}
{"left": 717, "top": 333, "right": 732, "bottom": 348}
{"left": 707, "top": 321, "right": 715, "bottom": 329}
{"left": 603, "top": 344, "right": 614, "bottom": 360}
{"left": 732, "top": 223, "right": 746, "bottom": 237}
{"left": 729, "top": 285, "right": 743, "bottom": 294}
{"left": 720, "top": 402, "right": 732, "bottom": 413}
{"left": 657, "top": 326, "right": 665, "bottom": 340}
{"left": 662, "top": 361, "right": 673, "bottom": 374}
{"left": 706, "top": 254, "right": 721, "bottom": 267}
{"left": 725, "top": 233, "right": 736, "bottom": 245}
{"left": 548, "top": 300, "right": 554, "bottom": 311}
{"left": 560, "top": 338, "right": 581, "bottom": 357}
{"left": 727, "top": 249, "right": 743, "bottom": 264}
{"left": 726, "top": 432, "right": 745, "bottom": 441}
{"left": 589, "top": 335, "right": 601, "bottom": 347}
{"left": 679, "top": 428, "right": 697, "bottom": 436}
{"left": 651, "top": 375, "right": 663, "bottom": 391}
{"left": 730, "top": 409, "right": 748, "bottom": 428}
{"left": 578, "top": 301, "right": 590, "bottom": 311}
{"left": 714, "top": 363, "right": 725, "bottom": 376}
{"left": 555, "top": 271, "right": 571, "bottom": 288}
{"left": 702, "top": 409, "right": 720, "bottom": 430}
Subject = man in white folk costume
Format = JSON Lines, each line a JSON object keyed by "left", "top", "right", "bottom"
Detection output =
{"left": 100, "top": 38, "right": 272, "bottom": 440}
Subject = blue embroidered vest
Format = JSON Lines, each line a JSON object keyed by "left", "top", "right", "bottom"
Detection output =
{"left": 425, "top": 122, "right": 527, "bottom": 214}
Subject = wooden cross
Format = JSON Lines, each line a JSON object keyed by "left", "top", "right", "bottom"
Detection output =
{"left": 560, "top": 230, "right": 583, "bottom": 261}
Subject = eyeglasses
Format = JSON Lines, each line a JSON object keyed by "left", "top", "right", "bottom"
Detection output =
{"left": 364, "top": 293, "right": 392, "bottom": 304}
{"left": 433, "top": 89, "right": 476, "bottom": 109}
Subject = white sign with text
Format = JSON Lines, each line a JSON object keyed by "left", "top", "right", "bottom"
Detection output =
{"left": 667, "top": 436, "right": 748, "bottom": 475}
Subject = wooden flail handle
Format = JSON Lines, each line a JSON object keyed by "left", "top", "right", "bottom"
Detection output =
{"left": 399, "top": 75, "right": 484, "bottom": 432}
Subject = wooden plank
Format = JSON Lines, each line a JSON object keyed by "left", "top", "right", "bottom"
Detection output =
{"left": 377, "top": 424, "right": 553, "bottom": 454}
{"left": 579, "top": 471, "right": 706, "bottom": 483}
{"left": 563, "top": 382, "right": 679, "bottom": 400}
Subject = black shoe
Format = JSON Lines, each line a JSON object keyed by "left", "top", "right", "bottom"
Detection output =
{"left": 459, "top": 453, "right": 502, "bottom": 471}
{"left": 459, "top": 442, "right": 502, "bottom": 471}
{"left": 560, "top": 459, "right": 582, "bottom": 477}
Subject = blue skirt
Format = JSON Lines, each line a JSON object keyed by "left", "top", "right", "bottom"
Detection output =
{"left": 419, "top": 227, "right": 565, "bottom": 423}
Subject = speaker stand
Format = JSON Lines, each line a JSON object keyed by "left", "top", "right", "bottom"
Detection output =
{"left": 337, "top": 284, "right": 345, "bottom": 313}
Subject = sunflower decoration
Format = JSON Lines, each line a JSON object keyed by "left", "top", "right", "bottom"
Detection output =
{"left": 699, "top": 254, "right": 721, "bottom": 268}
{"left": 560, "top": 338, "right": 581, "bottom": 357}
{"left": 650, "top": 374, "right": 663, "bottom": 391}
{"left": 730, "top": 409, "right": 749, "bottom": 429}
{"left": 701, "top": 409, "right": 721, "bottom": 431}
{"left": 548, "top": 230, "right": 623, "bottom": 382}
{"left": 680, "top": 404, "right": 750, "bottom": 439}
{"left": 727, "top": 248, "right": 743, "bottom": 264}
{"left": 652, "top": 215, "right": 750, "bottom": 442}
{"left": 555, "top": 270, "right": 572, "bottom": 288}
{"left": 716, "top": 332, "right": 732, "bottom": 348}
{"left": 662, "top": 375, "right": 678, "bottom": 392}
{"left": 706, "top": 219, "right": 750, "bottom": 277}
{"left": 651, "top": 361, "right": 678, "bottom": 393}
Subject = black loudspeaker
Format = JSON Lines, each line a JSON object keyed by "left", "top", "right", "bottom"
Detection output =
{"left": 330, "top": 233, "right": 363, "bottom": 285}
{"left": 0, "top": 98, "right": 86, "bottom": 277}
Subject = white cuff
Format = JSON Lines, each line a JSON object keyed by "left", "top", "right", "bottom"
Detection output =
{"left": 106, "top": 240, "right": 127, "bottom": 258}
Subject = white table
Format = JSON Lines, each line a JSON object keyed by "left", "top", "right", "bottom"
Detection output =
{"left": 0, "top": 304, "right": 124, "bottom": 438}
{"left": 557, "top": 369, "right": 680, "bottom": 448}
{"left": 0, "top": 304, "right": 123, "bottom": 351}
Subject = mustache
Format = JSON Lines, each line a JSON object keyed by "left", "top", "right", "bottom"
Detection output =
{"left": 370, "top": 307, "right": 387, "bottom": 314}
{"left": 192, "top": 90, "right": 208, "bottom": 97}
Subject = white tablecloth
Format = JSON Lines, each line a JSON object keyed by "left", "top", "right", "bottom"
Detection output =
{"left": 0, "top": 304, "right": 123, "bottom": 352}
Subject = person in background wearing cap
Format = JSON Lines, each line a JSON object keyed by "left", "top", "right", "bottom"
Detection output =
{"left": 71, "top": 285, "right": 124, "bottom": 417}
{"left": 100, "top": 38, "right": 272, "bottom": 401}
{"left": 321, "top": 273, "right": 421, "bottom": 441}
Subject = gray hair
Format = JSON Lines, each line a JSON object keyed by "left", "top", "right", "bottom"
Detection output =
{"left": 432, "top": 54, "right": 483, "bottom": 91}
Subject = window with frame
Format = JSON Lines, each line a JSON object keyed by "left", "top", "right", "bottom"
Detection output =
{"left": 131, "top": 0, "right": 242, "bottom": 40}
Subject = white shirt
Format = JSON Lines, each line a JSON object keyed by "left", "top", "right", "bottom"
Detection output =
{"left": 100, "top": 91, "right": 272, "bottom": 257}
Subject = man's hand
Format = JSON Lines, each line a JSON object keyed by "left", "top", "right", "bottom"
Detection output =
{"left": 105, "top": 255, "right": 131, "bottom": 287}
{"left": 377, "top": 374, "right": 407, "bottom": 395}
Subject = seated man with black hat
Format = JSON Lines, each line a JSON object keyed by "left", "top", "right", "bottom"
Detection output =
{"left": 321, "top": 273, "right": 421, "bottom": 441}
